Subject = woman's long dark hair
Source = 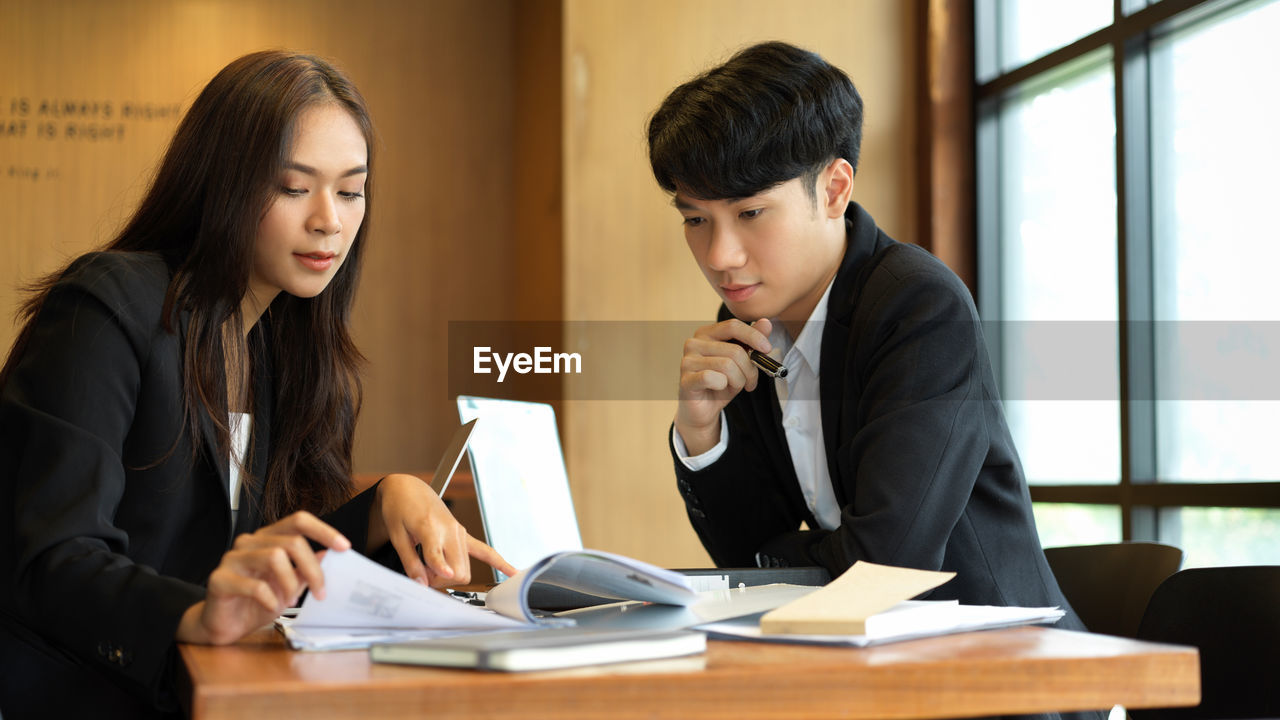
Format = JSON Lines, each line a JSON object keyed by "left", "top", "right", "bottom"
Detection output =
{"left": 0, "top": 50, "right": 374, "bottom": 521}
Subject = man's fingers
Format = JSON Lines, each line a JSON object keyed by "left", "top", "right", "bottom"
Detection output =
{"left": 681, "top": 368, "right": 728, "bottom": 394}
{"left": 698, "top": 318, "right": 772, "bottom": 354}
{"left": 681, "top": 354, "right": 754, "bottom": 394}
{"left": 683, "top": 338, "right": 757, "bottom": 387}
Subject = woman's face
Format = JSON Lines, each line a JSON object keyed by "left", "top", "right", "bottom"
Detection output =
{"left": 246, "top": 103, "right": 368, "bottom": 316}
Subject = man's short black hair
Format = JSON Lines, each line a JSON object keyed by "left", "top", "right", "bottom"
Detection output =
{"left": 647, "top": 41, "right": 863, "bottom": 202}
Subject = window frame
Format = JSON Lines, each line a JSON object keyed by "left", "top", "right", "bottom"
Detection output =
{"left": 949, "top": 0, "right": 1280, "bottom": 544}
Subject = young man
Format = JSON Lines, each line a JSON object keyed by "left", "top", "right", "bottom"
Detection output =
{"left": 649, "top": 42, "right": 1085, "bottom": 634}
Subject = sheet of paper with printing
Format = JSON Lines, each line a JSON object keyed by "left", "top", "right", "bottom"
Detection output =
{"left": 281, "top": 549, "right": 526, "bottom": 650}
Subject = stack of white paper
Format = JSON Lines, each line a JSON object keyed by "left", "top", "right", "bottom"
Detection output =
{"left": 702, "top": 600, "right": 1064, "bottom": 647}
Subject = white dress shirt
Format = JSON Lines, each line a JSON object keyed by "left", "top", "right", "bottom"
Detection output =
{"left": 673, "top": 279, "right": 842, "bottom": 530}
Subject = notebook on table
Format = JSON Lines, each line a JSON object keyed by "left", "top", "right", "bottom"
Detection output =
{"left": 455, "top": 395, "right": 829, "bottom": 606}
{"left": 370, "top": 627, "right": 706, "bottom": 672}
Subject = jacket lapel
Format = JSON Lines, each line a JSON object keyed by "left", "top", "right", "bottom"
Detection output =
{"left": 752, "top": 374, "right": 817, "bottom": 529}
{"left": 718, "top": 305, "right": 816, "bottom": 527}
{"left": 819, "top": 204, "right": 881, "bottom": 507}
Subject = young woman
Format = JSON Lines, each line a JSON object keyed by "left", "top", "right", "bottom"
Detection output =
{"left": 0, "top": 50, "right": 514, "bottom": 718}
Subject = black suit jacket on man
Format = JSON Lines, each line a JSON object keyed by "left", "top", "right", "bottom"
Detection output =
{"left": 0, "top": 251, "right": 380, "bottom": 717}
{"left": 672, "top": 203, "right": 1082, "bottom": 628}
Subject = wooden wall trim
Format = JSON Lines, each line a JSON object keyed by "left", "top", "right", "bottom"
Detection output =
{"left": 919, "top": 0, "right": 976, "bottom": 293}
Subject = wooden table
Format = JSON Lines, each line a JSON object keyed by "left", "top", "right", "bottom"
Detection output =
{"left": 179, "top": 626, "right": 1199, "bottom": 719}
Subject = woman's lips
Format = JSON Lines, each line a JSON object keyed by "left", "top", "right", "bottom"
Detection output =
{"left": 721, "top": 283, "right": 759, "bottom": 302}
{"left": 295, "top": 252, "right": 336, "bottom": 271}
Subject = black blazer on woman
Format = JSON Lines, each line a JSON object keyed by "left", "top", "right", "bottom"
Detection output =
{"left": 672, "top": 203, "right": 1083, "bottom": 627}
{"left": 0, "top": 251, "right": 379, "bottom": 717}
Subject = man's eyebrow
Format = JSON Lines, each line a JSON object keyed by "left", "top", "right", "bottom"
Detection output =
{"left": 672, "top": 194, "right": 749, "bottom": 210}
{"left": 284, "top": 161, "right": 369, "bottom": 178}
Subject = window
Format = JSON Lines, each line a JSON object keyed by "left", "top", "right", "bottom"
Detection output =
{"left": 976, "top": 0, "right": 1280, "bottom": 565}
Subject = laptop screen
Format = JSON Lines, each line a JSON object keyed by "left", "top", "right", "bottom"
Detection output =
{"left": 456, "top": 396, "right": 584, "bottom": 580}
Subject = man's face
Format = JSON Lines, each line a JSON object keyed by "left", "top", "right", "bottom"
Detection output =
{"left": 674, "top": 175, "right": 846, "bottom": 329}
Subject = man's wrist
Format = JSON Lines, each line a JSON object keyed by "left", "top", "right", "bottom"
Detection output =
{"left": 675, "top": 418, "right": 720, "bottom": 456}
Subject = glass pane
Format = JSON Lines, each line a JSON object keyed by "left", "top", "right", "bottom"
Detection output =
{"left": 1151, "top": 0, "right": 1280, "bottom": 482}
{"left": 1161, "top": 507, "right": 1280, "bottom": 568}
{"left": 1033, "top": 503, "right": 1122, "bottom": 548}
{"left": 1122, "top": 0, "right": 1149, "bottom": 15}
{"left": 998, "top": 0, "right": 1113, "bottom": 72}
{"left": 998, "top": 50, "right": 1120, "bottom": 484}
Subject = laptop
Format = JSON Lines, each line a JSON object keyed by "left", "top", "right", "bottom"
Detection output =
{"left": 456, "top": 395, "right": 829, "bottom": 595}
{"left": 456, "top": 396, "right": 583, "bottom": 581}
{"left": 430, "top": 419, "right": 477, "bottom": 495}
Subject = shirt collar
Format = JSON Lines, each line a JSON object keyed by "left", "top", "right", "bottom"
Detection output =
{"left": 768, "top": 276, "right": 836, "bottom": 375}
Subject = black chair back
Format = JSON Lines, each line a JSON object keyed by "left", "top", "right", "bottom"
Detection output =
{"left": 1044, "top": 542, "right": 1183, "bottom": 638}
{"left": 1132, "top": 566, "right": 1280, "bottom": 720}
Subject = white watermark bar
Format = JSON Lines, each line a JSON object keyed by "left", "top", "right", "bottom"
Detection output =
{"left": 444, "top": 321, "right": 1280, "bottom": 402}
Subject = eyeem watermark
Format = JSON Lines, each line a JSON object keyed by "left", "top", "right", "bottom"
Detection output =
{"left": 449, "top": 320, "right": 1280, "bottom": 401}
{"left": 473, "top": 346, "right": 582, "bottom": 382}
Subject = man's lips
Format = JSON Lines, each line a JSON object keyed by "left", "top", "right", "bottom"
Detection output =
{"left": 721, "top": 283, "right": 759, "bottom": 302}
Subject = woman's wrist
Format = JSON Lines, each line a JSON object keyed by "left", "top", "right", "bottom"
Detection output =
{"left": 175, "top": 602, "right": 210, "bottom": 644}
{"left": 365, "top": 477, "right": 391, "bottom": 551}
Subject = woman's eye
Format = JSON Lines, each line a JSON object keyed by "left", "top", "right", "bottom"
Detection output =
{"left": 339, "top": 191, "right": 365, "bottom": 201}
{"left": 282, "top": 186, "right": 307, "bottom": 196}
{"left": 740, "top": 208, "right": 763, "bottom": 220}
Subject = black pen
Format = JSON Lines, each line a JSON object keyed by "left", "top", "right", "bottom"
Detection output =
{"left": 733, "top": 340, "right": 788, "bottom": 379}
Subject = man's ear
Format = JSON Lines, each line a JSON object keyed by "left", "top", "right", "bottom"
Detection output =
{"left": 820, "top": 158, "right": 855, "bottom": 219}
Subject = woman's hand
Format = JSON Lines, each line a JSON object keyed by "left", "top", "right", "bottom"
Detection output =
{"left": 368, "top": 473, "right": 516, "bottom": 587}
{"left": 176, "top": 511, "right": 350, "bottom": 645}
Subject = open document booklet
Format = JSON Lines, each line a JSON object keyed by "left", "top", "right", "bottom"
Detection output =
{"left": 278, "top": 548, "right": 699, "bottom": 650}
{"left": 277, "top": 551, "right": 1064, "bottom": 654}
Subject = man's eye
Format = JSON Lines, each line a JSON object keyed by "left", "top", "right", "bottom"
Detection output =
{"left": 740, "top": 208, "right": 763, "bottom": 220}
{"left": 682, "top": 216, "right": 705, "bottom": 227}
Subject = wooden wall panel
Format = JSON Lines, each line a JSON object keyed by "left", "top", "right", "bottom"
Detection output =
{"left": 562, "top": 0, "right": 920, "bottom": 566}
{"left": 2, "top": 0, "right": 921, "bottom": 572}
{"left": 0, "top": 0, "right": 517, "bottom": 482}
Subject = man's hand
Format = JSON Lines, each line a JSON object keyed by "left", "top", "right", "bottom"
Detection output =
{"left": 675, "top": 318, "right": 773, "bottom": 455}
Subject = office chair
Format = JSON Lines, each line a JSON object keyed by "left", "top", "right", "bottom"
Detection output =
{"left": 1131, "top": 566, "right": 1280, "bottom": 720}
{"left": 1043, "top": 542, "right": 1183, "bottom": 638}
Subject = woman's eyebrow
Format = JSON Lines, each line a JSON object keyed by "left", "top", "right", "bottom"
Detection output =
{"left": 284, "top": 161, "right": 368, "bottom": 177}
